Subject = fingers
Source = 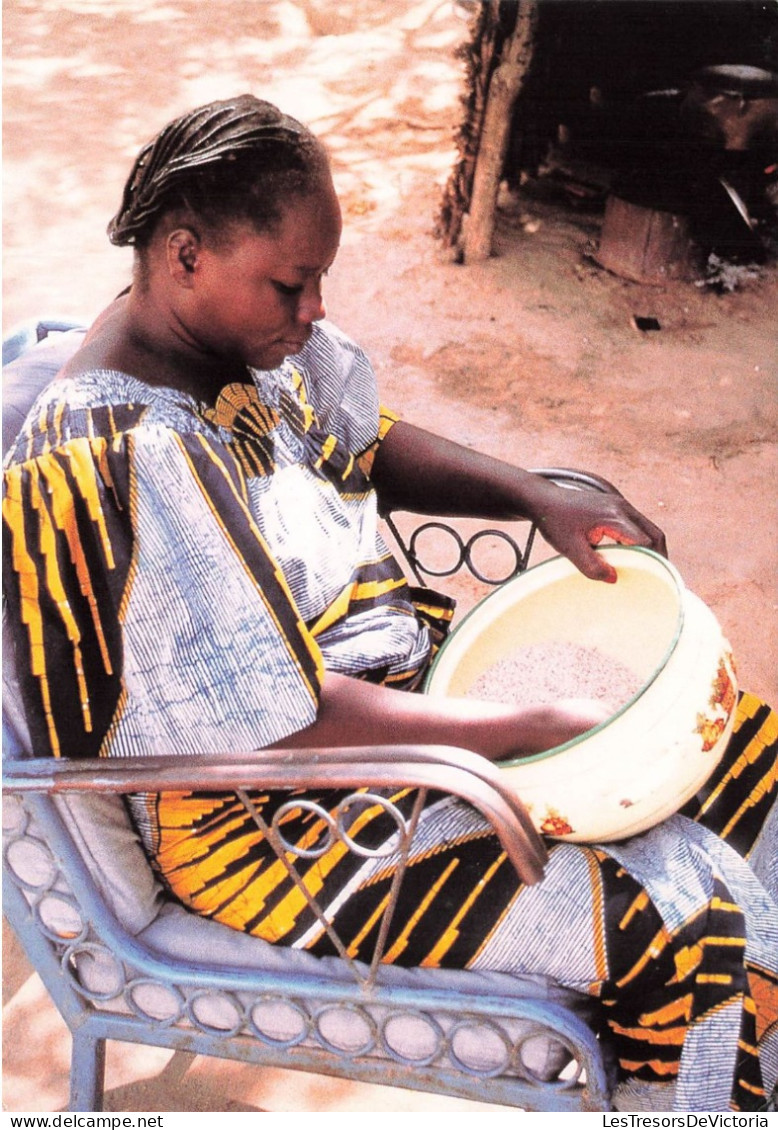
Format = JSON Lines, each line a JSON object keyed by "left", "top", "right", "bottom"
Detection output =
{"left": 612, "top": 496, "right": 668, "bottom": 555}
{"left": 539, "top": 484, "right": 668, "bottom": 582}
{"left": 568, "top": 538, "right": 619, "bottom": 584}
{"left": 553, "top": 697, "right": 613, "bottom": 735}
{"left": 590, "top": 506, "right": 668, "bottom": 559}
{"left": 569, "top": 514, "right": 668, "bottom": 584}
{"left": 639, "top": 514, "right": 668, "bottom": 558}
{"left": 588, "top": 524, "right": 638, "bottom": 547}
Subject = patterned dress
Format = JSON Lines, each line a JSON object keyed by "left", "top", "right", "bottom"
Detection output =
{"left": 3, "top": 321, "right": 776, "bottom": 1112}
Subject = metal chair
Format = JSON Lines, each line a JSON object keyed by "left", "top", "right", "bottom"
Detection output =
{"left": 2, "top": 323, "right": 617, "bottom": 1113}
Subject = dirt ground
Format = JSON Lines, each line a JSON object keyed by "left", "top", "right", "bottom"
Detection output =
{"left": 3, "top": 0, "right": 777, "bottom": 1114}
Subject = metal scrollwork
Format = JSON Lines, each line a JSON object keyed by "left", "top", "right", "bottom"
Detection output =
{"left": 406, "top": 522, "right": 530, "bottom": 585}
{"left": 271, "top": 797, "right": 339, "bottom": 858}
{"left": 3, "top": 790, "right": 605, "bottom": 1109}
{"left": 336, "top": 792, "right": 411, "bottom": 858}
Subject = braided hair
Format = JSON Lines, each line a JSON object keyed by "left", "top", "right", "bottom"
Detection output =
{"left": 107, "top": 95, "right": 328, "bottom": 249}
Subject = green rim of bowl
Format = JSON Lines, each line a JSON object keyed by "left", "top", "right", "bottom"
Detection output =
{"left": 423, "top": 545, "right": 686, "bottom": 766}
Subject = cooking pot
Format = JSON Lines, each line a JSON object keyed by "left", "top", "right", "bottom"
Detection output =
{"left": 680, "top": 65, "right": 778, "bottom": 151}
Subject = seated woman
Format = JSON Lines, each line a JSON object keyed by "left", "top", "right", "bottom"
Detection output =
{"left": 3, "top": 95, "right": 775, "bottom": 1113}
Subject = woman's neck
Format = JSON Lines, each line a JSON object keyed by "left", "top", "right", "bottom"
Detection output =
{"left": 64, "top": 290, "right": 251, "bottom": 406}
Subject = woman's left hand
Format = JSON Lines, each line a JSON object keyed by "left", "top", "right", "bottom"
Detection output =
{"left": 528, "top": 477, "right": 668, "bottom": 583}
{"left": 372, "top": 420, "right": 667, "bottom": 583}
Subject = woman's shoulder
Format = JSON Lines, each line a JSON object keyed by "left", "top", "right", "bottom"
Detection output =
{"left": 289, "top": 320, "right": 378, "bottom": 419}
{"left": 4, "top": 366, "right": 213, "bottom": 468}
{"left": 296, "top": 320, "right": 373, "bottom": 376}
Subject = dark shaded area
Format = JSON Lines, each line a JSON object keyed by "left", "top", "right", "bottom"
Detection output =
{"left": 505, "top": 1, "right": 778, "bottom": 265}
{"left": 510, "top": 0, "right": 778, "bottom": 166}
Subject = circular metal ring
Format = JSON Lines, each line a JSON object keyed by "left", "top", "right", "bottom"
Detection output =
{"left": 448, "top": 1017, "right": 513, "bottom": 1078}
{"left": 513, "top": 1026, "right": 582, "bottom": 1089}
{"left": 336, "top": 792, "right": 410, "bottom": 858}
{"left": 33, "top": 890, "right": 87, "bottom": 945}
{"left": 407, "top": 522, "right": 467, "bottom": 578}
{"left": 4, "top": 833, "right": 59, "bottom": 893}
{"left": 463, "top": 528, "right": 526, "bottom": 585}
{"left": 2, "top": 795, "right": 29, "bottom": 837}
{"left": 125, "top": 978, "right": 186, "bottom": 1027}
{"left": 313, "top": 1002, "right": 377, "bottom": 1057}
{"left": 61, "top": 942, "right": 126, "bottom": 1002}
{"left": 248, "top": 994, "right": 311, "bottom": 1048}
{"left": 272, "top": 798, "right": 338, "bottom": 859}
{"left": 186, "top": 990, "right": 245, "bottom": 1037}
{"left": 379, "top": 1008, "right": 446, "bottom": 1067}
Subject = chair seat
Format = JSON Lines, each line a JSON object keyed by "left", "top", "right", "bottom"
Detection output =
{"left": 5, "top": 779, "right": 608, "bottom": 1109}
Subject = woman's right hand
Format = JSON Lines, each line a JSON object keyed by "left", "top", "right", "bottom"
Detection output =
{"left": 275, "top": 673, "right": 612, "bottom": 763}
{"left": 502, "top": 698, "right": 613, "bottom": 759}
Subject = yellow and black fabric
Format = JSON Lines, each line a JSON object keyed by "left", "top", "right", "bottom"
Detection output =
{"left": 3, "top": 324, "right": 433, "bottom": 759}
{"left": 133, "top": 694, "right": 777, "bottom": 1111}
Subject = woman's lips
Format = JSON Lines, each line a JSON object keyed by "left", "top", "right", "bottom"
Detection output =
{"left": 279, "top": 337, "right": 310, "bottom": 353}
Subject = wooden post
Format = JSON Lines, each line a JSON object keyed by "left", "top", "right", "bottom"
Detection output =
{"left": 463, "top": 0, "right": 539, "bottom": 263}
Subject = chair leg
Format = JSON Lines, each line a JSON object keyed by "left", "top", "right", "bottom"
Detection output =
{"left": 69, "top": 1030, "right": 106, "bottom": 1112}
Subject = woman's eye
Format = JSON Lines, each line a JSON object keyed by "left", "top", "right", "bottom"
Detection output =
{"left": 272, "top": 281, "right": 303, "bottom": 297}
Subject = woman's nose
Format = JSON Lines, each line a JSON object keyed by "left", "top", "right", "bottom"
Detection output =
{"left": 297, "top": 281, "right": 326, "bottom": 325}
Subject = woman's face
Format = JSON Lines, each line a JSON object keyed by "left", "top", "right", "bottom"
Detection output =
{"left": 181, "top": 179, "right": 342, "bottom": 372}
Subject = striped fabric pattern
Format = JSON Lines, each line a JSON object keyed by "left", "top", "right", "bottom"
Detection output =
{"left": 2, "top": 322, "right": 430, "bottom": 759}
{"left": 132, "top": 696, "right": 777, "bottom": 1111}
{"left": 4, "top": 320, "right": 776, "bottom": 1111}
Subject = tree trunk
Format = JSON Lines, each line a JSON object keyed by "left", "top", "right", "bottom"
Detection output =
{"left": 436, "top": 2, "right": 499, "bottom": 255}
{"left": 463, "top": 0, "right": 539, "bottom": 263}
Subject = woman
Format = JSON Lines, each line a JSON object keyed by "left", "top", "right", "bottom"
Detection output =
{"left": 3, "top": 96, "right": 776, "bottom": 1112}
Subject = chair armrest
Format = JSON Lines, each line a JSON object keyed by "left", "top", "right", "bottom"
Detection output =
{"left": 531, "top": 466, "right": 620, "bottom": 496}
{"left": 3, "top": 743, "right": 547, "bottom": 885}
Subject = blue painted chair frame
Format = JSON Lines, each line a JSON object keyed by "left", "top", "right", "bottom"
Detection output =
{"left": 4, "top": 749, "right": 613, "bottom": 1113}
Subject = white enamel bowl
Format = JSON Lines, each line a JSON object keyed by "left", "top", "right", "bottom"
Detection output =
{"left": 423, "top": 546, "right": 737, "bottom": 842}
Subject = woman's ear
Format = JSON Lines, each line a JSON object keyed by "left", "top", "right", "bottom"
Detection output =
{"left": 166, "top": 228, "right": 201, "bottom": 287}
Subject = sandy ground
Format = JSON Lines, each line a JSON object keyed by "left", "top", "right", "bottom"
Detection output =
{"left": 3, "top": 0, "right": 777, "bottom": 1114}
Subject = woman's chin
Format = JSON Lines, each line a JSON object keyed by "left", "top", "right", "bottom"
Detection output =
{"left": 250, "top": 340, "right": 306, "bottom": 370}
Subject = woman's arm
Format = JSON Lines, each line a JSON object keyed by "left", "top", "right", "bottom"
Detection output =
{"left": 371, "top": 419, "right": 667, "bottom": 583}
{"left": 275, "top": 671, "right": 610, "bottom": 761}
